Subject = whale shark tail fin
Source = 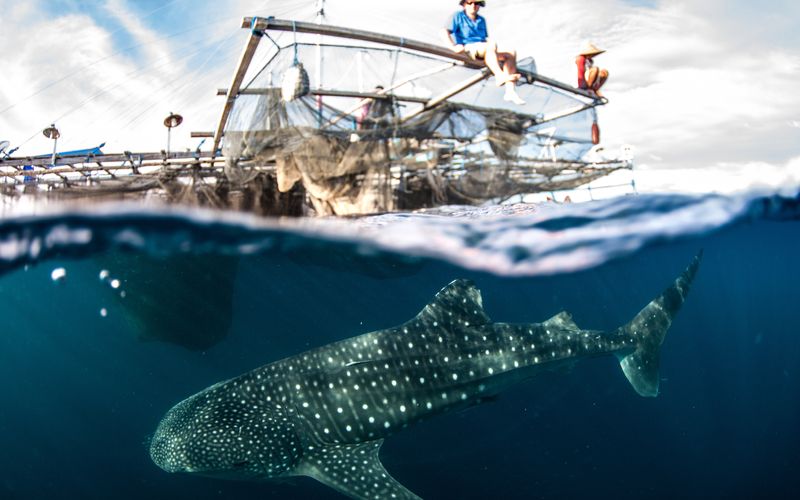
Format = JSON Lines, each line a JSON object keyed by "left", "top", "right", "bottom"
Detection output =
{"left": 618, "top": 251, "right": 702, "bottom": 397}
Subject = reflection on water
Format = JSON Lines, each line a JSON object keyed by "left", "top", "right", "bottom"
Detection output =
{"left": 95, "top": 252, "right": 239, "bottom": 351}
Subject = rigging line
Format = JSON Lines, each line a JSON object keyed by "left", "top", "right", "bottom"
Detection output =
{"left": 389, "top": 49, "right": 401, "bottom": 88}
{"left": 238, "top": 6, "right": 325, "bottom": 91}
{"left": 363, "top": 53, "right": 393, "bottom": 88}
{"left": 242, "top": 50, "right": 284, "bottom": 91}
{"left": 0, "top": 13, "right": 254, "bottom": 118}
{"left": 472, "top": 80, "right": 488, "bottom": 106}
{"left": 106, "top": 33, "right": 244, "bottom": 147}
{"left": 102, "top": 0, "right": 186, "bottom": 40}
{"left": 101, "top": 8, "right": 305, "bottom": 141}
{"left": 11, "top": 1, "right": 308, "bottom": 151}
{"left": 15, "top": 29, "right": 241, "bottom": 153}
{"left": 73, "top": 32, "right": 244, "bottom": 147}
{"left": 51, "top": 34, "right": 234, "bottom": 127}
{"left": 236, "top": 0, "right": 315, "bottom": 86}
{"left": 12, "top": 130, "right": 46, "bottom": 154}
{"left": 155, "top": 33, "right": 247, "bottom": 123}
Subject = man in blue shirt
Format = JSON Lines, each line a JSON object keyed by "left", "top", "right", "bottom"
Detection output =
{"left": 441, "top": 1, "right": 524, "bottom": 105}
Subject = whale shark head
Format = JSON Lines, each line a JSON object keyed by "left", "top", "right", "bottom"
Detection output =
{"left": 149, "top": 383, "right": 302, "bottom": 480}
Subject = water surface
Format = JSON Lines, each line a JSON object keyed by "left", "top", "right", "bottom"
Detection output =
{"left": 0, "top": 192, "right": 798, "bottom": 499}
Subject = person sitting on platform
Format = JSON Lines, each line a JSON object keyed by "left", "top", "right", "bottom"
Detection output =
{"left": 359, "top": 85, "right": 395, "bottom": 130}
{"left": 441, "top": 0, "right": 525, "bottom": 105}
{"left": 576, "top": 42, "right": 609, "bottom": 98}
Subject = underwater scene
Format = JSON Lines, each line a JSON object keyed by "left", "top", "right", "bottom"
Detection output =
{"left": 1, "top": 191, "right": 799, "bottom": 499}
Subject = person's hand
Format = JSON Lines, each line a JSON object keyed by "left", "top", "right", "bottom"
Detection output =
{"left": 451, "top": 44, "right": 465, "bottom": 54}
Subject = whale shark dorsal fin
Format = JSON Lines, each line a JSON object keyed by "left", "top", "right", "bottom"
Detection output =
{"left": 543, "top": 311, "right": 579, "bottom": 330}
{"left": 415, "top": 279, "right": 491, "bottom": 328}
{"left": 296, "top": 440, "right": 421, "bottom": 500}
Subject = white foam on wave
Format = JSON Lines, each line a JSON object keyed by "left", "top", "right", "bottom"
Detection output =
{"left": 0, "top": 188, "right": 796, "bottom": 278}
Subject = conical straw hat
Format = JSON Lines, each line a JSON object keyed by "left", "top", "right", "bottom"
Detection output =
{"left": 579, "top": 42, "right": 605, "bottom": 57}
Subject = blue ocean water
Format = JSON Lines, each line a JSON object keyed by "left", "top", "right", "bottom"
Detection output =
{"left": 0, "top": 191, "right": 798, "bottom": 499}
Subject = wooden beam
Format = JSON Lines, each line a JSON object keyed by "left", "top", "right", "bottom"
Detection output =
{"left": 191, "top": 132, "right": 215, "bottom": 138}
{"left": 216, "top": 87, "right": 430, "bottom": 104}
{"left": 0, "top": 160, "right": 228, "bottom": 179}
{"left": 401, "top": 70, "right": 491, "bottom": 123}
{"left": 0, "top": 150, "right": 216, "bottom": 169}
{"left": 212, "top": 28, "right": 264, "bottom": 156}
{"left": 537, "top": 102, "right": 598, "bottom": 126}
{"left": 244, "top": 17, "right": 480, "bottom": 67}
{"left": 241, "top": 17, "right": 600, "bottom": 101}
{"left": 322, "top": 61, "right": 462, "bottom": 129}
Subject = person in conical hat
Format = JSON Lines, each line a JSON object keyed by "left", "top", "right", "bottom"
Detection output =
{"left": 576, "top": 42, "right": 609, "bottom": 98}
{"left": 441, "top": 1, "right": 526, "bottom": 105}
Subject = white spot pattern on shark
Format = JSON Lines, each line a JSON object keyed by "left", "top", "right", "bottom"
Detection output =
{"left": 150, "top": 253, "right": 702, "bottom": 499}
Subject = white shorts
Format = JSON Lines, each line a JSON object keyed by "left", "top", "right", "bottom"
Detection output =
{"left": 464, "top": 42, "right": 487, "bottom": 60}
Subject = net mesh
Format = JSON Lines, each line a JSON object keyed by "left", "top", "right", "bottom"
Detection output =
{"left": 223, "top": 42, "right": 626, "bottom": 215}
{"left": 0, "top": 38, "right": 626, "bottom": 217}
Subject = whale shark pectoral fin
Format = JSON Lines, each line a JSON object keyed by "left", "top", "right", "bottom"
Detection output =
{"left": 296, "top": 439, "right": 421, "bottom": 500}
{"left": 414, "top": 279, "right": 491, "bottom": 328}
{"left": 542, "top": 311, "right": 579, "bottom": 330}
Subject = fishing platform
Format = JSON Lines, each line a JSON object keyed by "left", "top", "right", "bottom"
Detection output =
{"left": 0, "top": 13, "right": 631, "bottom": 216}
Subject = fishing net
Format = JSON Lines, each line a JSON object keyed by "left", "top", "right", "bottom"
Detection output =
{"left": 0, "top": 163, "right": 306, "bottom": 217}
{"left": 0, "top": 34, "right": 627, "bottom": 217}
{"left": 223, "top": 42, "right": 627, "bottom": 215}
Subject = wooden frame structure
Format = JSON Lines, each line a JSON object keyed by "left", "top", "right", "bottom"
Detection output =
{"left": 211, "top": 16, "right": 606, "bottom": 154}
{"left": 0, "top": 150, "right": 225, "bottom": 184}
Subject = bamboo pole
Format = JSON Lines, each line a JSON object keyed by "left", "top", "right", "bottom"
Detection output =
{"left": 241, "top": 17, "right": 601, "bottom": 101}
{"left": 400, "top": 69, "right": 491, "bottom": 123}
{"left": 212, "top": 27, "right": 264, "bottom": 156}
{"left": 215, "top": 87, "right": 430, "bottom": 103}
{"left": 0, "top": 158, "right": 228, "bottom": 179}
{"left": 0, "top": 150, "right": 217, "bottom": 168}
{"left": 322, "top": 61, "right": 460, "bottom": 128}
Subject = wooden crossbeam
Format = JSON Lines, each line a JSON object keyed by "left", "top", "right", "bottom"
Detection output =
{"left": 0, "top": 158, "right": 227, "bottom": 179}
{"left": 216, "top": 88, "right": 430, "bottom": 104}
{"left": 401, "top": 69, "right": 491, "bottom": 123}
{"left": 241, "top": 17, "right": 601, "bottom": 101}
{"left": 0, "top": 150, "right": 216, "bottom": 169}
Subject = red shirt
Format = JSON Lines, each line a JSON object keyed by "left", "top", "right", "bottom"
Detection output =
{"left": 576, "top": 55, "right": 592, "bottom": 89}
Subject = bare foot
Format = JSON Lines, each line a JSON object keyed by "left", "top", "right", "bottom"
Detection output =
{"left": 504, "top": 89, "right": 526, "bottom": 105}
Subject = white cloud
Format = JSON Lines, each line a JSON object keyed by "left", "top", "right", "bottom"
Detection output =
{"left": 0, "top": 0, "right": 246, "bottom": 155}
{"left": 486, "top": 0, "right": 800, "bottom": 176}
{"left": 634, "top": 155, "right": 800, "bottom": 194}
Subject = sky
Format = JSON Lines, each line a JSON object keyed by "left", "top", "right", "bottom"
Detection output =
{"left": 0, "top": 0, "right": 798, "bottom": 195}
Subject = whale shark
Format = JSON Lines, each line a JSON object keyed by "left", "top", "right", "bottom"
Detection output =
{"left": 150, "top": 253, "right": 701, "bottom": 499}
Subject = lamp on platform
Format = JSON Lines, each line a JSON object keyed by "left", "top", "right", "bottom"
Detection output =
{"left": 163, "top": 112, "right": 183, "bottom": 156}
{"left": 42, "top": 124, "right": 60, "bottom": 166}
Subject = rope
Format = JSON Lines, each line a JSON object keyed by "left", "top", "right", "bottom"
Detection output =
{"left": 292, "top": 21, "right": 300, "bottom": 65}
{"left": 106, "top": 32, "right": 243, "bottom": 146}
{"left": 66, "top": 29, "right": 242, "bottom": 147}
{"left": 5, "top": 0, "right": 307, "bottom": 150}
